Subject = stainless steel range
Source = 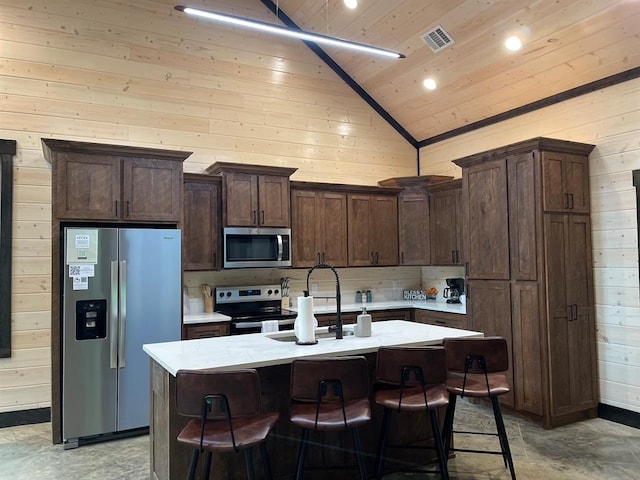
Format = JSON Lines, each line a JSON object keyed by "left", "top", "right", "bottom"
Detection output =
{"left": 215, "top": 284, "right": 296, "bottom": 335}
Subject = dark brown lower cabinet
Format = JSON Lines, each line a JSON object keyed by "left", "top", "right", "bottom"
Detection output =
{"left": 467, "top": 280, "right": 514, "bottom": 407}
{"left": 511, "top": 281, "right": 544, "bottom": 416}
{"left": 545, "top": 214, "right": 597, "bottom": 418}
{"left": 414, "top": 310, "right": 468, "bottom": 330}
{"left": 184, "top": 322, "right": 229, "bottom": 340}
{"left": 316, "top": 309, "right": 412, "bottom": 328}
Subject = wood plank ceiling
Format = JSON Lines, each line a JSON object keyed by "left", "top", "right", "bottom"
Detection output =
{"left": 210, "top": 0, "right": 640, "bottom": 145}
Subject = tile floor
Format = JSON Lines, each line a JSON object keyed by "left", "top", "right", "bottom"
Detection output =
{"left": 1, "top": 400, "right": 639, "bottom": 480}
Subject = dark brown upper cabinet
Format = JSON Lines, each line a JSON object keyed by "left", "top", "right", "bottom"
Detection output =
{"left": 291, "top": 187, "right": 348, "bottom": 268}
{"left": 347, "top": 193, "right": 399, "bottom": 266}
{"left": 183, "top": 174, "right": 221, "bottom": 271}
{"left": 42, "top": 139, "right": 189, "bottom": 223}
{"left": 428, "top": 180, "right": 464, "bottom": 266}
{"left": 207, "top": 162, "right": 297, "bottom": 228}
{"left": 542, "top": 151, "right": 590, "bottom": 213}
{"left": 378, "top": 175, "right": 454, "bottom": 266}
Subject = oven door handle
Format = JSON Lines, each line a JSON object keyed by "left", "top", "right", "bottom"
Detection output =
{"left": 276, "top": 234, "right": 284, "bottom": 261}
{"left": 234, "top": 318, "right": 295, "bottom": 329}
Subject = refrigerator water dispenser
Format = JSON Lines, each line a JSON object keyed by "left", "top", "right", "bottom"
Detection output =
{"left": 75, "top": 299, "right": 107, "bottom": 340}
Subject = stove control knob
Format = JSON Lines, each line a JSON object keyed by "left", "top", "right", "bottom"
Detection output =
{"left": 268, "top": 289, "right": 273, "bottom": 295}
{"left": 226, "top": 292, "right": 232, "bottom": 297}
{"left": 219, "top": 292, "right": 224, "bottom": 298}
{"left": 274, "top": 289, "right": 279, "bottom": 295}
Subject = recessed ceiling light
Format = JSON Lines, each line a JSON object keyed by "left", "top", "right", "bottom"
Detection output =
{"left": 344, "top": 0, "right": 358, "bottom": 9}
{"left": 505, "top": 35, "right": 522, "bottom": 51}
{"left": 423, "top": 78, "right": 437, "bottom": 90}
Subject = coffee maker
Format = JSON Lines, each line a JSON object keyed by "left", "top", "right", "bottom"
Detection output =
{"left": 443, "top": 277, "right": 465, "bottom": 304}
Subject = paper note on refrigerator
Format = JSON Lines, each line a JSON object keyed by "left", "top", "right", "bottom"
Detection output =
{"left": 69, "top": 264, "right": 95, "bottom": 277}
{"left": 72, "top": 276, "right": 89, "bottom": 290}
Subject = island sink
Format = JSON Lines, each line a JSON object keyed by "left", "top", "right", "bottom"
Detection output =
{"left": 267, "top": 328, "right": 354, "bottom": 342}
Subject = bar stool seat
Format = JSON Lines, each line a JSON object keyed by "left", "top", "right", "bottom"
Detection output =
{"left": 177, "top": 413, "right": 279, "bottom": 452}
{"left": 176, "top": 368, "right": 279, "bottom": 480}
{"left": 290, "top": 397, "right": 371, "bottom": 430}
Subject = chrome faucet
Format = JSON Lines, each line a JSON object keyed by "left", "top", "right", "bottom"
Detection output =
{"left": 305, "top": 263, "right": 342, "bottom": 339}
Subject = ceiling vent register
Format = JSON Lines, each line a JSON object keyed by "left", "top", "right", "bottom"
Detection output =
{"left": 421, "top": 24, "right": 454, "bottom": 53}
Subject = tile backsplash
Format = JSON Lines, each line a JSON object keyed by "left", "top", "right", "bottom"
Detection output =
{"left": 184, "top": 264, "right": 465, "bottom": 308}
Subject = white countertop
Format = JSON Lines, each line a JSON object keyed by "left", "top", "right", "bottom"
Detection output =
{"left": 182, "top": 312, "right": 231, "bottom": 325}
{"left": 144, "top": 320, "right": 481, "bottom": 376}
{"left": 182, "top": 299, "right": 466, "bottom": 325}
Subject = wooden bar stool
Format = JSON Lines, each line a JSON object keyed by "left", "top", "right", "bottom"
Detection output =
{"left": 289, "top": 356, "right": 371, "bottom": 480}
{"left": 442, "top": 337, "right": 517, "bottom": 480}
{"left": 374, "top": 346, "right": 450, "bottom": 480}
{"left": 175, "top": 368, "right": 279, "bottom": 480}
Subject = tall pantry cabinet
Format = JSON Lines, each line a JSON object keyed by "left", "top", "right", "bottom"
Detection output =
{"left": 454, "top": 137, "right": 597, "bottom": 428}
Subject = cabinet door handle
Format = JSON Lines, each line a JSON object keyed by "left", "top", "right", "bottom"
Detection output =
{"left": 261, "top": 210, "right": 265, "bottom": 224}
{"left": 375, "top": 252, "right": 379, "bottom": 264}
{"left": 252, "top": 210, "right": 257, "bottom": 224}
{"left": 126, "top": 201, "right": 130, "bottom": 218}
{"left": 370, "top": 251, "right": 375, "bottom": 264}
{"left": 322, "top": 252, "right": 326, "bottom": 263}
{"left": 456, "top": 250, "right": 460, "bottom": 264}
{"left": 573, "top": 304, "right": 578, "bottom": 321}
{"left": 401, "top": 251, "right": 404, "bottom": 264}
{"left": 569, "top": 194, "right": 574, "bottom": 210}
{"left": 317, "top": 252, "right": 321, "bottom": 264}
{"left": 451, "top": 250, "right": 455, "bottom": 263}
{"left": 114, "top": 200, "right": 118, "bottom": 217}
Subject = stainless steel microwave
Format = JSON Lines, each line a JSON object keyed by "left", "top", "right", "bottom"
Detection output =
{"left": 223, "top": 227, "right": 292, "bottom": 268}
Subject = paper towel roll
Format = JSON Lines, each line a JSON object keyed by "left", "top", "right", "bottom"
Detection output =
{"left": 294, "top": 296, "right": 317, "bottom": 344}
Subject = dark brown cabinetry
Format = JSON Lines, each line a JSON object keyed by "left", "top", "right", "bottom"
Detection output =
{"left": 184, "top": 322, "right": 229, "bottom": 340}
{"left": 207, "top": 162, "right": 297, "bottom": 227}
{"left": 378, "top": 175, "right": 455, "bottom": 267}
{"left": 544, "top": 214, "right": 596, "bottom": 417}
{"left": 315, "top": 308, "right": 412, "bottom": 327}
{"left": 542, "top": 152, "right": 590, "bottom": 213}
{"left": 183, "top": 174, "right": 221, "bottom": 271}
{"left": 347, "top": 193, "right": 399, "bottom": 266}
{"left": 398, "top": 190, "right": 430, "bottom": 265}
{"left": 414, "top": 309, "right": 468, "bottom": 330}
{"left": 291, "top": 187, "right": 348, "bottom": 267}
{"left": 429, "top": 181, "right": 464, "bottom": 265}
{"left": 43, "top": 139, "right": 187, "bottom": 222}
{"left": 455, "top": 137, "right": 596, "bottom": 428}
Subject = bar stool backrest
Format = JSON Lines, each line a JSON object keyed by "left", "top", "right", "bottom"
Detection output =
{"left": 376, "top": 346, "right": 447, "bottom": 386}
{"left": 290, "top": 356, "right": 369, "bottom": 402}
{"left": 176, "top": 369, "right": 262, "bottom": 419}
{"left": 443, "top": 337, "right": 509, "bottom": 374}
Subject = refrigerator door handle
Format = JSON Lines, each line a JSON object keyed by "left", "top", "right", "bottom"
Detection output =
{"left": 109, "top": 261, "right": 119, "bottom": 369}
{"left": 118, "top": 260, "right": 127, "bottom": 368}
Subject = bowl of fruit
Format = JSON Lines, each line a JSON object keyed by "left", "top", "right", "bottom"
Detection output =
{"left": 425, "top": 287, "right": 438, "bottom": 300}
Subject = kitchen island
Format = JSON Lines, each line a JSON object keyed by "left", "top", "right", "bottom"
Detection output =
{"left": 144, "top": 320, "right": 481, "bottom": 480}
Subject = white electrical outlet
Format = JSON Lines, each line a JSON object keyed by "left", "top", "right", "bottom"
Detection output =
{"left": 392, "top": 280, "right": 399, "bottom": 289}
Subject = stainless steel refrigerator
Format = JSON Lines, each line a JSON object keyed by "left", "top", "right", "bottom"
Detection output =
{"left": 62, "top": 227, "right": 181, "bottom": 448}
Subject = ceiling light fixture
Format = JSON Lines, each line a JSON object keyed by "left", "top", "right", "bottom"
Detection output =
{"left": 344, "top": 0, "right": 358, "bottom": 9}
{"left": 175, "top": 6, "right": 405, "bottom": 59}
{"left": 423, "top": 78, "right": 437, "bottom": 90}
{"left": 505, "top": 35, "right": 522, "bottom": 51}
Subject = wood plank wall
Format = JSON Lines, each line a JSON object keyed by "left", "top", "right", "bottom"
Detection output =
{"left": 419, "top": 78, "right": 640, "bottom": 415}
{"left": 0, "top": 0, "right": 417, "bottom": 413}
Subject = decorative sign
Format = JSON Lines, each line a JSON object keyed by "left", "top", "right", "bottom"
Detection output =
{"left": 403, "top": 289, "right": 427, "bottom": 300}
